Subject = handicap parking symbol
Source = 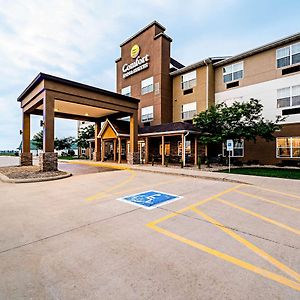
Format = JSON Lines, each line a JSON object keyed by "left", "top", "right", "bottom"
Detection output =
{"left": 118, "top": 190, "right": 182, "bottom": 209}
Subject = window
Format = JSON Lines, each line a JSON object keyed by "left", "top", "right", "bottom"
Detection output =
{"left": 277, "top": 85, "right": 300, "bottom": 108}
{"left": 277, "top": 137, "right": 300, "bottom": 158}
{"left": 159, "top": 143, "right": 170, "bottom": 156}
{"left": 178, "top": 141, "right": 191, "bottom": 156}
{"left": 181, "top": 70, "right": 196, "bottom": 90}
{"left": 182, "top": 102, "right": 197, "bottom": 120}
{"left": 276, "top": 42, "right": 300, "bottom": 68}
{"left": 223, "top": 62, "right": 243, "bottom": 83}
{"left": 121, "top": 86, "right": 131, "bottom": 96}
{"left": 141, "top": 105, "right": 153, "bottom": 122}
{"left": 222, "top": 140, "right": 244, "bottom": 157}
{"left": 141, "top": 77, "right": 153, "bottom": 95}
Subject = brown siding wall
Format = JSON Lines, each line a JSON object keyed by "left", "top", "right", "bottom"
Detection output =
{"left": 116, "top": 24, "right": 172, "bottom": 126}
{"left": 172, "top": 65, "right": 208, "bottom": 122}
{"left": 215, "top": 38, "right": 300, "bottom": 93}
{"left": 243, "top": 123, "right": 300, "bottom": 165}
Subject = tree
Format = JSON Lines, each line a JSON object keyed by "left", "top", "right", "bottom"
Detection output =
{"left": 77, "top": 124, "right": 95, "bottom": 149}
{"left": 193, "top": 98, "right": 285, "bottom": 145}
{"left": 32, "top": 130, "right": 43, "bottom": 150}
{"left": 54, "top": 137, "right": 74, "bottom": 151}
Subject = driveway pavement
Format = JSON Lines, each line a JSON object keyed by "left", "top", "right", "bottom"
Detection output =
{"left": 0, "top": 158, "right": 299, "bottom": 299}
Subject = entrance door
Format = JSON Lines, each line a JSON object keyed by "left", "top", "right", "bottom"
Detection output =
{"left": 138, "top": 141, "right": 145, "bottom": 164}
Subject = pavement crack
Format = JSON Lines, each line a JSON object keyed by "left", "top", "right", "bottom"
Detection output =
{"left": 0, "top": 207, "right": 141, "bottom": 255}
{"left": 158, "top": 207, "right": 300, "bottom": 251}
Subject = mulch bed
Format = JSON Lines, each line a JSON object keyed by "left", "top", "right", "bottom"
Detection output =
{"left": 0, "top": 166, "right": 67, "bottom": 179}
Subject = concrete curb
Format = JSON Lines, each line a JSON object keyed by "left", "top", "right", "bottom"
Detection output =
{"left": 131, "top": 167, "right": 249, "bottom": 184}
{"left": 0, "top": 172, "right": 72, "bottom": 184}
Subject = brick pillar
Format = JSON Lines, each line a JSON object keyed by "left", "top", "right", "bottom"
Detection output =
{"left": 41, "top": 92, "right": 57, "bottom": 171}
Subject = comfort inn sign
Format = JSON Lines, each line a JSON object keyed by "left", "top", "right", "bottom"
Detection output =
{"left": 122, "top": 44, "right": 150, "bottom": 79}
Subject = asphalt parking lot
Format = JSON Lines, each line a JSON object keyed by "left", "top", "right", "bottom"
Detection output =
{"left": 0, "top": 160, "right": 299, "bottom": 299}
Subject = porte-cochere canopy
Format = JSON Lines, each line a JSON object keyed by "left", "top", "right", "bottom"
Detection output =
{"left": 17, "top": 73, "right": 140, "bottom": 171}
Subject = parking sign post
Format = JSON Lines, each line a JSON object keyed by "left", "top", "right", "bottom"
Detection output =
{"left": 226, "top": 139, "right": 234, "bottom": 173}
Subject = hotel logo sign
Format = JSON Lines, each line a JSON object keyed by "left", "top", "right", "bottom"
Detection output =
{"left": 122, "top": 44, "right": 150, "bottom": 79}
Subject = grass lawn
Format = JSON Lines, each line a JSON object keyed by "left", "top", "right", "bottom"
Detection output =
{"left": 218, "top": 167, "right": 300, "bottom": 180}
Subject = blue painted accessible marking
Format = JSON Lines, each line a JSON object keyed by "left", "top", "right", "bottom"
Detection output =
{"left": 118, "top": 190, "right": 182, "bottom": 209}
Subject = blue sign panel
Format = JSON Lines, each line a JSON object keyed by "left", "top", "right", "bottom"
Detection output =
{"left": 118, "top": 190, "right": 182, "bottom": 209}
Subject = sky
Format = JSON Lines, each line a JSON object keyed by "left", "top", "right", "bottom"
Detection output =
{"left": 0, "top": 0, "right": 299, "bottom": 150}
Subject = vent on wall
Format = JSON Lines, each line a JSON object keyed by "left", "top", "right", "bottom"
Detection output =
{"left": 282, "top": 65, "right": 300, "bottom": 75}
{"left": 226, "top": 81, "right": 239, "bottom": 89}
{"left": 282, "top": 107, "right": 300, "bottom": 115}
{"left": 183, "top": 88, "right": 193, "bottom": 95}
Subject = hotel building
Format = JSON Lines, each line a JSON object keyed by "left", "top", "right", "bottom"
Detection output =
{"left": 18, "top": 21, "right": 300, "bottom": 170}
{"left": 102, "top": 21, "right": 298, "bottom": 166}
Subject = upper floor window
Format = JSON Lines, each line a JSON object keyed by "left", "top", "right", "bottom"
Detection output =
{"left": 141, "top": 77, "right": 153, "bottom": 95}
{"left": 276, "top": 42, "right": 300, "bottom": 68}
{"left": 223, "top": 62, "right": 244, "bottom": 83}
{"left": 121, "top": 86, "right": 131, "bottom": 97}
{"left": 182, "top": 102, "right": 197, "bottom": 120}
{"left": 277, "top": 137, "right": 300, "bottom": 158}
{"left": 181, "top": 70, "right": 196, "bottom": 90}
{"left": 141, "top": 105, "right": 154, "bottom": 122}
{"left": 277, "top": 85, "right": 300, "bottom": 108}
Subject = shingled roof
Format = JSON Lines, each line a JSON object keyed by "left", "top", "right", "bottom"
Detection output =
{"left": 138, "top": 122, "right": 201, "bottom": 135}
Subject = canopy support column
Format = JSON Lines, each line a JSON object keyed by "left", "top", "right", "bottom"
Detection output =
{"left": 40, "top": 92, "right": 57, "bottom": 171}
{"left": 20, "top": 112, "right": 32, "bottom": 166}
{"left": 94, "top": 122, "right": 101, "bottom": 161}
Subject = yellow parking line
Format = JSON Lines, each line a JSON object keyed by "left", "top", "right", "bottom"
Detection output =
{"left": 243, "top": 185, "right": 300, "bottom": 200}
{"left": 148, "top": 184, "right": 243, "bottom": 227}
{"left": 191, "top": 207, "right": 300, "bottom": 283}
{"left": 61, "top": 160, "right": 131, "bottom": 170}
{"left": 235, "top": 190, "right": 300, "bottom": 212}
{"left": 147, "top": 223, "right": 300, "bottom": 291}
{"left": 217, "top": 198, "right": 300, "bottom": 236}
{"left": 85, "top": 169, "right": 136, "bottom": 201}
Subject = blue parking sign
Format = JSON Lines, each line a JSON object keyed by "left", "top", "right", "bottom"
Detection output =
{"left": 118, "top": 190, "right": 182, "bottom": 209}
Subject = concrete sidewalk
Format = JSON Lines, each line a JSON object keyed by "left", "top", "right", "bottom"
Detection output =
{"left": 59, "top": 159, "right": 300, "bottom": 192}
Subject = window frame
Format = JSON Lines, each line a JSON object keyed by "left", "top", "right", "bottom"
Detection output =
{"left": 181, "top": 70, "right": 197, "bottom": 90}
{"left": 223, "top": 61, "right": 244, "bottom": 84}
{"left": 181, "top": 102, "right": 197, "bottom": 120}
{"left": 141, "top": 76, "right": 154, "bottom": 95}
{"left": 141, "top": 105, "right": 154, "bottom": 123}
{"left": 276, "top": 42, "right": 300, "bottom": 69}
{"left": 121, "top": 86, "right": 131, "bottom": 97}
{"left": 222, "top": 139, "right": 244, "bottom": 157}
{"left": 276, "top": 137, "right": 300, "bottom": 158}
{"left": 159, "top": 142, "right": 171, "bottom": 156}
{"left": 276, "top": 85, "right": 300, "bottom": 109}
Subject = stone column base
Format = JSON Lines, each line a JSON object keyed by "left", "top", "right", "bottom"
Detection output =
{"left": 93, "top": 151, "right": 101, "bottom": 161}
{"left": 127, "top": 152, "right": 140, "bottom": 165}
{"left": 39, "top": 152, "right": 58, "bottom": 172}
{"left": 20, "top": 152, "right": 33, "bottom": 166}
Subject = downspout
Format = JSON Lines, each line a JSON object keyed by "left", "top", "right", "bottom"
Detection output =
{"left": 183, "top": 131, "right": 190, "bottom": 167}
{"left": 203, "top": 59, "right": 210, "bottom": 158}
{"left": 203, "top": 58, "right": 210, "bottom": 110}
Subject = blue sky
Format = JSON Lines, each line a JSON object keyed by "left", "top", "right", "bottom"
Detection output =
{"left": 0, "top": 0, "right": 299, "bottom": 149}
